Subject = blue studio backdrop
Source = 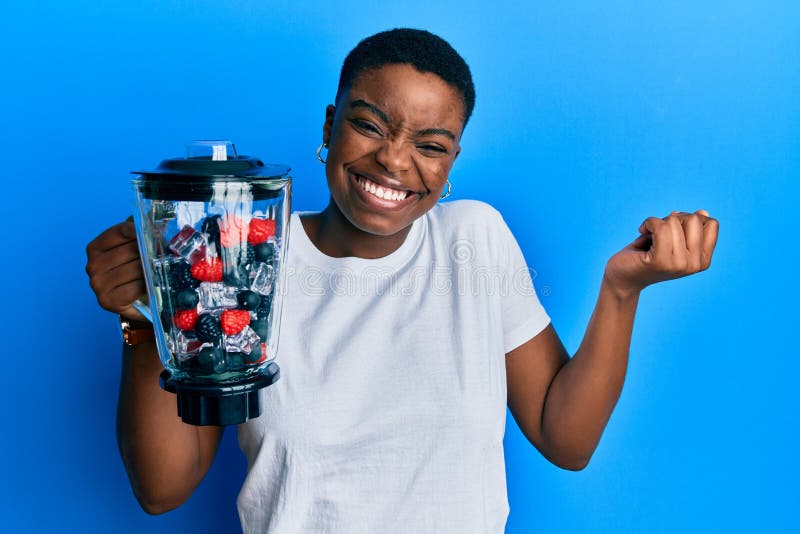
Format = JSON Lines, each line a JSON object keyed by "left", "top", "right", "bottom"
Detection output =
{"left": 2, "top": 1, "right": 797, "bottom": 532}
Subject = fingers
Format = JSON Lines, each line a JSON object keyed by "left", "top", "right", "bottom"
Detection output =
{"left": 669, "top": 210, "right": 719, "bottom": 272}
{"left": 85, "top": 219, "right": 145, "bottom": 314}
{"left": 680, "top": 213, "right": 703, "bottom": 272}
{"left": 699, "top": 212, "right": 720, "bottom": 270}
{"left": 638, "top": 216, "right": 671, "bottom": 266}
{"left": 86, "top": 220, "right": 137, "bottom": 256}
{"left": 665, "top": 214, "right": 688, "bottom": 270}
{"left": 637, "top": 211, "right": 718, "bottom": 275}
{"left": 89, "top": 256, "right": 147, "bottom": 313}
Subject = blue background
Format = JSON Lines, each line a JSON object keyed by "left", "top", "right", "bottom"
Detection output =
{"left": 2, "top": 1, "right": 797, "bottom": 532}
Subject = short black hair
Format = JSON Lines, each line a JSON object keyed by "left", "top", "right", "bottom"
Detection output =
{"left": 335, "top": 28, "right": 476, "bottom": 126}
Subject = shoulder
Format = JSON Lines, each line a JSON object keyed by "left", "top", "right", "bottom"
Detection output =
{"left": 427, "top": 199, "right": 506, "bottom": 229}
{"left": 423, "top": 200, "right": 517, "bottom": 265}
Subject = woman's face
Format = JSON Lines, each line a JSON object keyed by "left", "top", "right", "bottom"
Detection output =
{"left": 323, "top": 63, "right": 465, "bottom": 237}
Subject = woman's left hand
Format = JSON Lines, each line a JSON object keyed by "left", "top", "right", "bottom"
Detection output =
{"left": 603, "top": 210, "right": 720, "bottom": 299}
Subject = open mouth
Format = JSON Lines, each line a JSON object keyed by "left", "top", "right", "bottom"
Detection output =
{"left": 353, "top": 173, "right": 416, "bottom": 202}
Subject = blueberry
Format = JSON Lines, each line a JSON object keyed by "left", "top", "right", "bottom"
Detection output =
{"left": 226, "top": 352, "right": 246, "bottom": 370}
{"left": 236, "top": 290, "right": 261, "bottom": 311}
{"left": 251, "top": 318, "right": 269, "bottom": 340}
{"left": 197, "top": 346, "right": 226, "bottom": 374}
{"left": 254, "top": 242, "right": 275, "bottom": 263}
{"left": 244, "top": 343, "right": 263, "bottom": 363}
{"left": 176, "top": 289, "right": 199, "bottom": 310}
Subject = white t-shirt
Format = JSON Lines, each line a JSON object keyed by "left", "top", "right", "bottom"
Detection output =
{"left": 237, "top": 200, "right": 550, "bottom": 533}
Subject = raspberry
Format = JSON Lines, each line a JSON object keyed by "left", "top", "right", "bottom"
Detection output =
{"left": 220, "top": 309, "right": 251, "bottom": 336}
{"left": 169, "top": 261, "right": 200, "bottom": 291}
{"left": 173, "top": 308, "right": 199, "bottom": 330}
{"left": 191, "top": 258, "right": 223, "bottom": 282}
{"left": 219, "top": 215, "right": 247, "bottom": 248}
{"left": 248, "top": 218, "right": 276, "bottom": 245}
{"left": 195, "top": 314, "right": 222, "bottom": 342}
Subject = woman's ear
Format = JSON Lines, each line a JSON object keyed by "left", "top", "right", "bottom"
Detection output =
{"left": 322, "top": 104, "right": 336, "bottom": 146}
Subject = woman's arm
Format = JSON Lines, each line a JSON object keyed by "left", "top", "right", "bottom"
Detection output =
{"left": 87, "top": 220, "right": 224, "bottom": 513}
{"left": 506, "top": 211, "right": 719, "bottom": 470}
{"left": 117, "top": 341, "right": 224, "bottom": 514}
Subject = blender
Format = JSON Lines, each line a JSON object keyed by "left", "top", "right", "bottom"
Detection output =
{"left": 131, "top": 140, "right": 291, "bottom": 426}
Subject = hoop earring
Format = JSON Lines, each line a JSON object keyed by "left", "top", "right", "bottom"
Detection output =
{"left": 316, "top": 143, "right": 328, "bottom": 164}
{"left": 440, "top": 180, "right": 452, "bottom": 199}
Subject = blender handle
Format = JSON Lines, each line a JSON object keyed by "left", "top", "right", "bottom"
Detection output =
{"left": 133, "top": 298, "right": 154, "bottom": 323}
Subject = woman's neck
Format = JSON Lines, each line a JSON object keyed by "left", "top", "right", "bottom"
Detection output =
{"left": 300, "top": 200, "right": 413, "bottom": 259}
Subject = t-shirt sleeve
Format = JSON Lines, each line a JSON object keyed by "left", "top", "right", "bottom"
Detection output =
{"left": 494, "top": 212, "right": 551, "bottom": 353}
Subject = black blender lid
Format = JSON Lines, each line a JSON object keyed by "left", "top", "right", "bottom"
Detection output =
{"left": 133, "top": 140, "right": 290, "bottom": 201}
{"left": 134, "top": 140, "right": 290, "bottom": 180}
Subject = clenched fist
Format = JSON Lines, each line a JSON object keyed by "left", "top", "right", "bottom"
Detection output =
{"left": 604, "top": 210, "right": 719, "bottom": 298}
{"left": 85, "top": 219, "right": 147, "bottom": 321}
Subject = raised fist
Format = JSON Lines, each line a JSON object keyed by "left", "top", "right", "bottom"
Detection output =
{"left": 604, "top": 210, "right": 720, "bottom": 297}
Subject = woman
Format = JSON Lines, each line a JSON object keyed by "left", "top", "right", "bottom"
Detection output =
{"left": 86, "top": 29, "right": 719, "bottom": 533}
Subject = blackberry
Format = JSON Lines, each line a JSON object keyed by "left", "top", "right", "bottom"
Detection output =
{"left": 195, "top": 314, "right": 222, "bottom": 343}
{"left": 237, "top": 290, "right": 261, "bottom": 311}
{"left": 169, "top": 261, "right": 200, "bottom": 291}
{"left": 175, "top": 288, "right": 199, "bottom": 310}
{"left": 254, "top": 242, "right": 275, "bottom": 263}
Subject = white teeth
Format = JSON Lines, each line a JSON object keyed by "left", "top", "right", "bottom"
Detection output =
{"left": 356, "top": 174, "right": 408, "bottom": 202}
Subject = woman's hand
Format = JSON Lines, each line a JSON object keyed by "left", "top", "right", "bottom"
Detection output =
{"left": 85, "top": 219, "right": 147, "bottom": 321}
{"left": 604, "top": 210, "right": 720, "bottom": 299}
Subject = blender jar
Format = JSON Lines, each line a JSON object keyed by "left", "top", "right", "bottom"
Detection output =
{"left": 131, "top": 140, "right": 291, "bottom": 426}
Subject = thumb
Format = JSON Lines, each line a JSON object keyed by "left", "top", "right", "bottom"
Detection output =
{"left": 630, "top": 233, "right": 652, "bottom": 251}
{"left": 121, "top": 216, "right": 136, "bottom": 238}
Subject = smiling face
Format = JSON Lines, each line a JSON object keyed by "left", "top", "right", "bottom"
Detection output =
{"left": 322, "top": 63, "right": 466, "bottom": 237}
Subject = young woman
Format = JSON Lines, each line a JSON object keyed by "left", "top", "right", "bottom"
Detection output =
{"left": 85, "top": 29, "right": 719, "bottom": 533}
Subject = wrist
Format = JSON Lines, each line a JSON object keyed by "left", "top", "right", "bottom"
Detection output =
{"left": 601, "top": 271, "right": 642, "bottom": 304}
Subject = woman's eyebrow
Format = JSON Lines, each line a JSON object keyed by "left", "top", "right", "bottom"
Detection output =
{"left": 350, "top": 99, "right": 390, "bottom": 123}
{"left": 349, "top": 99, "right": 455, "bottom": 141}
{"left": 416, "top": 128, "right": 455, "bottom": 141}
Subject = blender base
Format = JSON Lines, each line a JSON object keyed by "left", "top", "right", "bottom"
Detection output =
{"left": 160, "top": 362, "right": 280, "bottom": 426}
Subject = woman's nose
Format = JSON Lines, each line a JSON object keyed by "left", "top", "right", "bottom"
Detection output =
{"left": 374, "top": 140, "right": 411, "bottom": 174}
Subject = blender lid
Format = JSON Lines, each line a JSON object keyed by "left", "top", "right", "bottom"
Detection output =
{"left": 133, "top": 140, "right": 291, "bottom": 201}
{"left": 134, "top": 140, "right": 290, "bottom": 181}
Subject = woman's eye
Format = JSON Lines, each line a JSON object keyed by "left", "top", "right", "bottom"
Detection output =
{"left": 418, "top": 144, "right": 448, "bottom": 155}
{"left": 351, "top": 119, "right": 381, "bottom": 135}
